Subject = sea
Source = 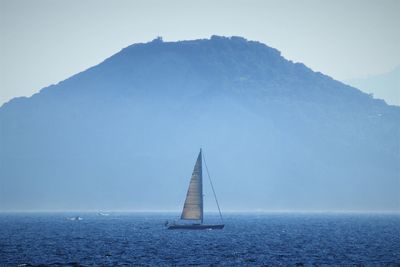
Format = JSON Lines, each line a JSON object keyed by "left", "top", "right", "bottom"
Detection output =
{"left": 1, "top": 212, "right": 399, "bottom": 266}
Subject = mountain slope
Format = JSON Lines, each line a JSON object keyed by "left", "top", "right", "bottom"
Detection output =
{"left": 1, "top": 36, "right": 399, "bottom": 211}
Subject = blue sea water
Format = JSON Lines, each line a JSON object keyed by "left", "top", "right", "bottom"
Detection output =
{"left": 0, "top": 212, "right": 399, "bottom": 266}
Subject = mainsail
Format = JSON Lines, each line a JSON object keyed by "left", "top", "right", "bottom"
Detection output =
{"left": 181, "top": 150, "right": 203, "bottom": 222}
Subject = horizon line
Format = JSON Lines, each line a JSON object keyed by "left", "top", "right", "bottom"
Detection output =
{"left": 1, "top": 209, "right": 399, "bottom": 214}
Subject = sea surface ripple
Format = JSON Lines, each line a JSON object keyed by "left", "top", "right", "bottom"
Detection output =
{"left": 0, "top": 212, "right": 399, "bottom": 266}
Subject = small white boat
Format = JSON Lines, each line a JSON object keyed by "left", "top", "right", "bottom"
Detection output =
{"left": 68, "top": 216, "right": 83, "bottom": 221}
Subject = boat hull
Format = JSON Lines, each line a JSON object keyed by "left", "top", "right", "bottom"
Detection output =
{"left": 167, "top": 224, "right": 224, "bottom": 230}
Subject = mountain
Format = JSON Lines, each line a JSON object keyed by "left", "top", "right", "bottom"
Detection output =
{"left": 1, "top": 36, "right": 399, "bottom": 211}
{"left": 345, "top": 65, "right": 400, "bottom": 106}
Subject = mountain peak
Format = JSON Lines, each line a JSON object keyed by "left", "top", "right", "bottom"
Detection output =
{"left": 1, "top": 36, "right": 389, "bottom": 111}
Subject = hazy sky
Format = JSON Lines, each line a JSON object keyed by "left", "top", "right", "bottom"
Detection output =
{"left": 1, "top": 0, "right": 399, "bottom": 105}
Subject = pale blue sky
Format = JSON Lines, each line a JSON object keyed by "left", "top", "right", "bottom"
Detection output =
{"left": 1, "top": 0, "right": 399, "bottom": 105}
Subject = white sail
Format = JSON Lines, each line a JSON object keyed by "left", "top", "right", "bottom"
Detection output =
{"left": 181, "top": 150, "right": 203, "bottom": 221}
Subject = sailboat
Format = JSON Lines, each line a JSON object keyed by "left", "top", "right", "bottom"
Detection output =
{"left": 167, "top": 149, "right": 224, "bottom": 230}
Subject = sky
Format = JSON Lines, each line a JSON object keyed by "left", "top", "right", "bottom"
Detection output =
{"left": 1, "top": 0, "right": 399, "bottom": 106}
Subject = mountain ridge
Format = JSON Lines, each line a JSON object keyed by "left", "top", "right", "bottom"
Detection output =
{"left": 2, "top": 36, "right": 385, "bottom": 109}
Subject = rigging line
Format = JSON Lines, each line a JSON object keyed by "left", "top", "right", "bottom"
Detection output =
{"left": 202, "top": 151, "right": 223, "bottom": 222}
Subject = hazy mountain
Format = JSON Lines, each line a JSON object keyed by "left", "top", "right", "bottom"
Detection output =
{"left": 346, "top": 66, "right": 400, "bottom": 106}
{"left": 1, "top": 36, "right": 399, "bottom": 211}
